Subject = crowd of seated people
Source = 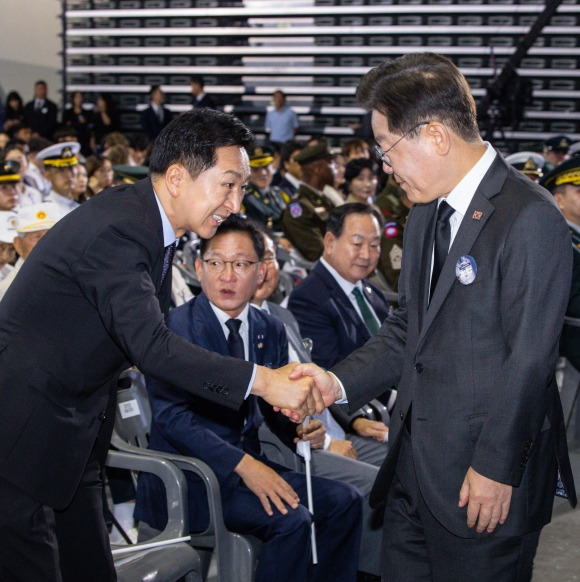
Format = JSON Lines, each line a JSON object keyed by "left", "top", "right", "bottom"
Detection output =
{"left": 2, "top": 79, "right": 580, "bottom": 580}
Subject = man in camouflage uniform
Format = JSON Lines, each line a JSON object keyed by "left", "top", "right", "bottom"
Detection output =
{"left": 280, "top": 141, "right": 337, "bottom": 262}
{"left": 243, "top": 145, "right": 287, "bottom": 231}
{"left": 374, "top": 176, "right": 412, "bottom": 292}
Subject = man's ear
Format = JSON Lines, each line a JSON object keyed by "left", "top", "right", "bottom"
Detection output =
{"left": 165, "top": 164, "right": 185, "bottom": 198}
{"left": 323, "top": 230, "right": 335, "bottom": 256}
{"left": 257, "top": 260, "right": 268, "bottom": 286}
{"left": 194, "top": 257, "right": 204, "bottom": 281}
{"left": 425, "top": 121, "right": 451, "bottom": 156}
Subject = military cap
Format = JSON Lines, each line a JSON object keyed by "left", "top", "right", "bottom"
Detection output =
{"left": 113, "top": 164, "right": 149, "bottom": 184}
{"left": 36, "top": 141, "right": 80, "bottom": 168}
{"left": 15, "top": 203, "right": 62, "bottom": 234}
{"left": 568, "top": 141, "right": 580, "bottom": 158}
{"left": 294, "top": 141, "right": 334, "bottom": 166}
{"left": 0, "top": 211, "right": 18, "bottom": 244}
{"left": 248, "top": 145, "right": 274, "bottom": 168}
{"left": 0, "top": 160, "right": 21, "bottom": 184}
{"left": 543, "top": 135, "right": 571, "bottom": 154}
{"left": 504, "top": 151, "right": 547, "bottom": 178}
{"left": 540, "top": 156, "right": 580, "bottom": 193}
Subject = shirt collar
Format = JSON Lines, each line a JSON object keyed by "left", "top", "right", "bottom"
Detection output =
{"left": 209, "top": 301, "right": 250, "bottom": 329}
{"left": 443, "top": 142, "right": 496, "bottom": 216}
{"left": 320, "top": 256, "right": 361, "bottom": 296}
{"left": 153, "top": 189, "right": 178, "bottom": 247}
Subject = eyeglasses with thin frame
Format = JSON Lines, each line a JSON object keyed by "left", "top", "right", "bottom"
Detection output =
{"left": 202, "top": 258, "right": 260, "bottom": 275}
{"left": 374, "top": 121, "right": 430, "bottom": 168}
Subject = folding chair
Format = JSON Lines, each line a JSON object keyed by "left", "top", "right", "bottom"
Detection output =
{"left": 107, "top": 450, "right": 201, "bottom": 582}
{"left": 111, "top": 371, "right": 260, "bottom": 582}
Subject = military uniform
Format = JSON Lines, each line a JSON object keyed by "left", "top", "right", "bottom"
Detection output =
{"left": 243, "top": 183, "right": 287, "bottom": 231}
{"left": 280, "top": 183, "right": 335, "bottom": 262}
{"left": 375, "top": 184, "right": 410, "bottom": 292}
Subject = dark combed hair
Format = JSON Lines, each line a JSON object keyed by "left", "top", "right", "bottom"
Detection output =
{"left": 149, "top": 109, "right": 254, "bottom": 180}
{"left": 280, "top": 140, "right": 304, "bottom": 167}
{"left": 199, "top": 214, "right": 265, "bottom": 261}
{"left": 326, "top": 202, "right": 383, "bottom": 238}
{"left": 356, "top": 52, "right": 480, "bottom": 142}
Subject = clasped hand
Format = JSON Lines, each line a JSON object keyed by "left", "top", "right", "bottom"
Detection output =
{"left": 252, "top": 362, "right": 342, "bottom": 423}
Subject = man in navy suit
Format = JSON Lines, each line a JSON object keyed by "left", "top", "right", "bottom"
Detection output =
{"left": 135, "top": 215, "right": 363, "bottom": 582}
{"left": 288, "top": 203, "right": 393, "bottom": 444}
{"left": 140, "top": 85, "right": 173, "bottom": 141}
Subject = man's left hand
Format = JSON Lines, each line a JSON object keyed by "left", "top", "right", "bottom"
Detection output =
{"left": 458, "top": 466, "right": 512, "bottom": 533}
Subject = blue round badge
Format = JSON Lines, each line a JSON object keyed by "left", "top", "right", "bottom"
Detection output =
{"left": 455, "top": 255, "right": 477, "bottom": 285}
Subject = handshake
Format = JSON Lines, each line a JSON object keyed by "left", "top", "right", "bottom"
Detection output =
{"left": 251, "top": 362, "right": 343, "bottom": 422}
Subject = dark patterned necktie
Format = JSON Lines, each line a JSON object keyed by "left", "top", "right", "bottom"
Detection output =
{"left": 225, "top": 318, "right": 245, "bottom": 359}
{"left": 161, "top": 242, "right": 176, "bottom": 284}
{"left": 352, "top": 287, "right": 380, "bottom": 335}
{"left": 430, "top": 200, "right": 455, "bottom": 300}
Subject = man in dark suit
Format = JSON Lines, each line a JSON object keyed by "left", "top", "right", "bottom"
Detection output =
{"left": 136, "top": 215, "right": 363, "bottom": 582}
{"left": 191, "top": 74, "right": 217, "bottom": 110}
{"left": 251, "top": 227, "right": 385, "bottom": 578}
{"left": 0, "top": 109, "right": 325, "bottom": 582}
{"left": 541, "top": 156, "right": 580, "bottom": 371}
{"left": 140, "top": 85, "right": 173, "bottom": 141}
{"left": 23, "top": 80, "right": 58, "bottom": 140}
{"left": 291, "top": 52, "right": 577, "bottom": 582}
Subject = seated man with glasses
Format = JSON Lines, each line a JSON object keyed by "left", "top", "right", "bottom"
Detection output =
{"left": 135, "top": 214, "right": 363, "bottom": 582}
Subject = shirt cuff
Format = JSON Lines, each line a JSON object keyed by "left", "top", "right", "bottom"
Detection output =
{"left": 245, "top": 364, "right": 258, "bottom": 399}
{"left": 328, "top": 372, "right": 348, "bottom": 404}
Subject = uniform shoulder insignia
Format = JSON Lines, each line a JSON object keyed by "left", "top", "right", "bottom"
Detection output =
{"left": 289, "top": 202, "right": 303, "bottom": 218}
{"left": 384, "top": 221, "right": 399, "bottom": 238}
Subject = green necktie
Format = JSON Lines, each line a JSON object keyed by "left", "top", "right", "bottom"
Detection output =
{"left": 352, "top": 287, "right": 380, "bottom": 335}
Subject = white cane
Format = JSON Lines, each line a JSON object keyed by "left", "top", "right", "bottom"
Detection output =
{"left": 296, "top": 416, "right": 318, "bottom": 564}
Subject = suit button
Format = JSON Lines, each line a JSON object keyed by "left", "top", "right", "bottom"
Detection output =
{"left": 216, "top": 385, "right": 223, "bottom": 393}
{"left": 223, "top": 388, "right": 229, "bottom": 396}
{"left": 414, "top": 363, "right": 424, "bottom": 373}
{"left": 97, "top": 411, "right": 106, "bottom": 422}
{"left": 203, "top": 381, "right": 209, "bottom": 389}
{"left": 210, "top": 384, "right": 217, "bottom": 392}
{"left": 400, "top": 411, "right": 405, "bottom": 421}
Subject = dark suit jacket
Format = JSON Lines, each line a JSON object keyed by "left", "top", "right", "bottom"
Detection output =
{"left": 24, "top": 98, "right": 58, "bottom": 139}
{"left": 559, "top": 227, "right": 580, "bottom": 371}
{"left": 140, "top": 105, "right": 173, "bottom": 141}
{"left": 332, "top": 154, "right": 577, "bottom": 537}
{"left": 192, "top": 94, "right": 216, "bottom": 110}
{"left": 288, "top": 261, "right": 390, "bottom": 370}
{"left": 135, "top": 293, "right": 289, "bottom": 531}
{"left": 0, "top": 179, "right": 252, "bottom": 509}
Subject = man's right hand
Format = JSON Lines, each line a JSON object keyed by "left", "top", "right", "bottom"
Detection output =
{"left": 327, "top": 439, "right": 358, "bottom": 460}
{"left": 234, "top": 454, "right": 300, "bottom": 516}
{"left": 288, "top": 363, "right": 343, "bottom": 408}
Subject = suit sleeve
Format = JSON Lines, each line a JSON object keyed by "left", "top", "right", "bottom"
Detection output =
{"left": 147, "top": 375, "right": 246, "bottom": 484}
{"left": 470, "top": 201, "right": 572, "bottom": 485}
{"left": 75, "top": 218, "right": 252, "bottom": 410}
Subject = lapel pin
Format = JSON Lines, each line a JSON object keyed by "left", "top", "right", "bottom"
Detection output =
{"left": 472, "top": 211, "right": 483, "bottom": 220}
{"left": 257, "top": 342, "right": 263, "bottom": 349}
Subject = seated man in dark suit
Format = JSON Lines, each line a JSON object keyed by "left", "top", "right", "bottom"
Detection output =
{"left": 252, "top": 226, "right": 385, "bottom": 579}
{"left": 288, "top": 203, "right": 394, "bottom": 440}
{"left": 135, "top": 215, "right": 363, "bottom": 582}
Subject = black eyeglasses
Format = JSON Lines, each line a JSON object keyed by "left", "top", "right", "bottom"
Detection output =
{"left": 202, "top": 259, "right": 260, "bottom": 275}
{"left": 374, "top": 121, "right": 430, "bottom": 168}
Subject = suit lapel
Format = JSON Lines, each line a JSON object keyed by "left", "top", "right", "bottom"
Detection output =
{"left": 418, "top": 159, "right": 504, "bottom": 347}
{"left": 192, "top": 294, "right": 229, "bottom": 355}
{"left": 248, "top": 307, "right": 266, "bottom": 366}
{"left": 316, "top": 262, "right": 370, "bottom": 339}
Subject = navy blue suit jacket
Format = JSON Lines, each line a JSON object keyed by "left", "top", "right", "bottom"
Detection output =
{"left": 140, "top": 105, "right": 173, "bottom": 140}
{"left": 288, "top": 261, "right": 390, "bottom": 370}
{"left": 135, "top": 294, "right": 289, "bottom": 531}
